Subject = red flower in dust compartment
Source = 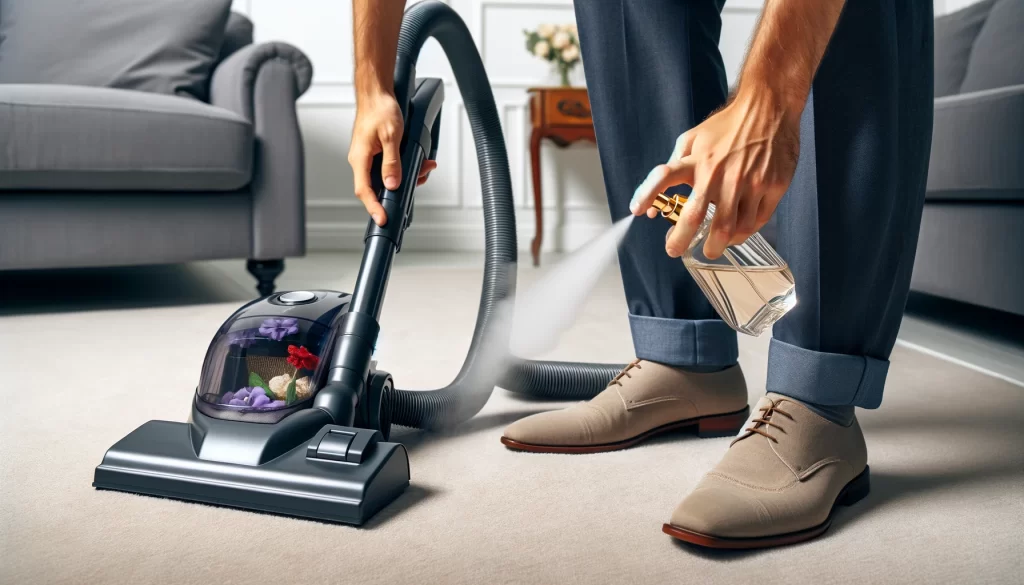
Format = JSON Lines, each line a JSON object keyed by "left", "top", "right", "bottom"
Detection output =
{"left": 287, "top": 345, "right": 319, "bottom": 370}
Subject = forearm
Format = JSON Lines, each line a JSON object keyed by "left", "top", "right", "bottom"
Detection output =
{"left": 735, "top": 0, "right": 846, "bottom": 118}
{"left": 353, "top": 0, "right": 405, "bottom": 104}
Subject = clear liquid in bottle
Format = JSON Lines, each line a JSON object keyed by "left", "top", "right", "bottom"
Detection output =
{"left": 652, "top": 194, "right": 796, "bottom": 336}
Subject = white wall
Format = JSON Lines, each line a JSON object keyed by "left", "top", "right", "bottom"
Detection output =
{"left": 231, "top": 0, "right": 958, "bottom": 252}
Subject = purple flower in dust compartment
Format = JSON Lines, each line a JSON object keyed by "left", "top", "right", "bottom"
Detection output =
{"left": 258, "top": 317, "right": 299, "bottom": 341}
{"left": 220, "top": 387, "right": 285, "bottom": 409}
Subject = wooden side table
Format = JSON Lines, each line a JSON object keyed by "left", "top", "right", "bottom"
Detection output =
{"left": 527, "top": 87, "right": 597, "bottom": 266}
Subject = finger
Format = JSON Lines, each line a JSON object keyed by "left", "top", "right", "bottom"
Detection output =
{"left": 646, "top": 207, "right": 659, "bottom": 219}
{"left": 704, "top": 175, "right": 741, "bottom": 259}
{"left": 418, "top": 159, "right": 438, "bottom": 179}
{"left": 668, "top": 130, "right": 696, "bottom": 162}
{"left": 665, "top": 194, "right": 709, "bottom": 258}
{"left": 754, "top": 190, "right": 785, "bottom": 232}
{"left": 666, "top": 163, "right": 719, "bottom": 257}
{"left": 630, "top": 156, "right": 697, "bottom": 216}
{"left": 417, "top": 172, "right": 431, "bottom": 186}
{"left": 729, "top": 196, "right": 761, "bottom": 246}
{"left": 379, "top": 123, "right": 403, "bottom": 191}
{"left": 349, "top": 147, "right": 387, "bottom": 226}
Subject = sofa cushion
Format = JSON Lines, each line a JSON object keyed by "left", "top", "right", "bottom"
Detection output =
{"left": 0, "top": 0, "right": 232, "bottom": 102}
{"left": 960, "top": 0, "right": 1024, "bottom": 93}
{"left": 933, "top": 0, "right": 994, "bottom": 98}
{"left": 926, "top": 84, "right": 1024, "bottom": 201}
{"left": 0, "top": 85, "right": 253, "bottom": 192}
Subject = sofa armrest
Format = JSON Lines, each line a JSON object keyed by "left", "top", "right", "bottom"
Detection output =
{"left": 927, "top": 84, "right": 1024, "bottom": 197}
{"left": 210, "top": 42, "right": 314, "bottom": 260}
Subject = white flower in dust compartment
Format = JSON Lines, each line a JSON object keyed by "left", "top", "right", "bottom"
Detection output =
{"left": 561, "top": 45, "right": 580, "bottom": 64}
{"left": 551, "top": 30, "right": 571, "bottom": 50}
{"left": 269, "top": 374, "right": 312, "bottom": 400}
{"left": 534, "top": 40, "right": 551, "bottom": 58}
{"left": 537, "top": 24, "right": 555, "bottom": 38}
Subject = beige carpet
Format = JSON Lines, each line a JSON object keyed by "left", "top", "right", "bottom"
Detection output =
{"left": 1, "top": 260, "right": 1022, "bottom": 585}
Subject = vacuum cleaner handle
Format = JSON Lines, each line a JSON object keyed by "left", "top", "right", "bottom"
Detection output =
{"left": 353, "top": 77, "right": 444, "bottom": 312}
{"left": 315, "top": 77, "right": 446, "bottom": 427}
{"left": 409, "top": 79, "right": 445, "bottom": 164}
{"left": 365, "top": 78, "right": 444, "bottom": 254}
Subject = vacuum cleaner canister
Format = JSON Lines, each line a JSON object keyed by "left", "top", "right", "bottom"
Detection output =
{"left": 94, "top": 291, "right": 410, "bottom": 525}
{"left": 96, "top": 0, "right": 624, "bottom": 527}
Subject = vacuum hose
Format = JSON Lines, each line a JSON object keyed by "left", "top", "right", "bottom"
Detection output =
{"left": 389, "top": 1, "right": 624, "bottom": 430}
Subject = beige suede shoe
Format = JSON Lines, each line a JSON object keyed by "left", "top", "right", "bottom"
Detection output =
{"left": 663, "top": 393, "right": 870, "bottom": 549}
{"left": 501, "top": 360, "right": 749, "bottom": 453}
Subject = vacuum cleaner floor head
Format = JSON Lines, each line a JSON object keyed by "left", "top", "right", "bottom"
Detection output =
{"left": 94, "top": 420, "right": 410, "bottom": 525}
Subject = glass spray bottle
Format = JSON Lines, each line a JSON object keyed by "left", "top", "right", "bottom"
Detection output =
{"left": 651, "top": 193, "right": 796, "bottom": 336}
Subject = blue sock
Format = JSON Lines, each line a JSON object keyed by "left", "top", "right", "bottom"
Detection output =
{"left": 678, "top": 364, "right": 733, "bottom": 374}
{"left": 790, "top": 399, "right": 855, "bottom": 426}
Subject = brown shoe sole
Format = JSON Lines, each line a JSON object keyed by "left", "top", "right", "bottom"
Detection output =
{"left": 499, "top": 405, "right": 751, "bottom": 454}
{"left": 662, "top": 465, "right": 871, "bottom": 549}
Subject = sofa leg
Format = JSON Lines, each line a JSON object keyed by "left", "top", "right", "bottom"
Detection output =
{"left": 246, "top": 259, "right": 285, "bottom": 297}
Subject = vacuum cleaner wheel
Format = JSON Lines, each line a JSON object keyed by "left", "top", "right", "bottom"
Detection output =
{"left": 366, "top": 371, "right": 394, "bottom": 441}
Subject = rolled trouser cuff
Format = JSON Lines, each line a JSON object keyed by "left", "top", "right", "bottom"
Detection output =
{"left": 628, "top": 314, "right": 738, "bottom": 368}
{"left": 766, "top": 338, "right": 889, "bottom": 409}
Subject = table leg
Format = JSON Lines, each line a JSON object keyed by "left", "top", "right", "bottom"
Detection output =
{"left": 529, "top": 129, "right": 543, "bottom": 266}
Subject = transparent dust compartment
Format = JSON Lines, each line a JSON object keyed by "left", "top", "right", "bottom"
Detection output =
{"left": 196, "top": 316, "right": 331, "bottom": 412}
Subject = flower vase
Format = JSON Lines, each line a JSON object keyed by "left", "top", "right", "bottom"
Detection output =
{"left": 558, "top": 63, "right": 571, "bottom": 87}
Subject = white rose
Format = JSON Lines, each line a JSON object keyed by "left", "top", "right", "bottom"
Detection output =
{"left": 551, "top": 30, "right": 571, "bottom": 50}
{"left": 533, "top": 40, "right": 550, "bottom": 58}
{"left": 269, "top": 374, "right": 290, "bottom": 399}
{"left": 537, "top": 24, "right": 555, "bottom": 38}
{"left": 561, "top": 45, "right": 580, "bottom": 63}
{"left": 568, "top": 24, "right": 578, "bottom": 36}
{"left": 268, "top": 374, "right": 312, "bottom": 400}
{"left": 294, "top": 376, "right": 312, "bottom": 399}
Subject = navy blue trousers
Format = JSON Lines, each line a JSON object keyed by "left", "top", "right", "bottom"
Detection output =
{"left": 573, "top": 0, "right": 934, "bottom": 408}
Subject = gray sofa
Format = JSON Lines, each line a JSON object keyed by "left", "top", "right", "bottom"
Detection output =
{"left": 0, "top": 6, "right": 313, "bottom": 295}
{"left": 911, "top": 0, "right": 1024, "bottom": 316}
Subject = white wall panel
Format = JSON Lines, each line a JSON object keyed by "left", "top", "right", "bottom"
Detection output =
{"left": 299, "top": 106, "right": 359, "bottom": 209}
{"left": 250, "top": 0, "right": 354, "bottom": 85}
{"left": 479, "top": 1, "right": 581, "bottom": 87}
{"left": 267, "top": 0, "right": 953, "bottom": 252}
{"left": 240, "top": 0, "right": 815, "bottom": 252}
{"left": 519, "top": 141, "right": 604, "bottom": 212}
{"left": 414, "top": 39, "right": 458, "bottom": 83}
{"left": 300, "top": 103, "right": 462, "bottom": 210}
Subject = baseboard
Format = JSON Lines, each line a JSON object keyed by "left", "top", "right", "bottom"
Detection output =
{"left": 307, "top": 221, "right": 613, "bottom": 253}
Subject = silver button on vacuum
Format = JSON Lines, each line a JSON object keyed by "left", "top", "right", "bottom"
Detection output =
{"left": 278, "top": 291, "right": 317, "bottom": 305}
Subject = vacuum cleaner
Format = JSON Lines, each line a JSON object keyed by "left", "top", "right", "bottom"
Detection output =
{"left": 94, "top": 1, "right": 624, "bottom": 525}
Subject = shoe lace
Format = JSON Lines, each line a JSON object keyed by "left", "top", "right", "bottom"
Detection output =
{"left": 608, "top": 359, "right": 643, "bottom": 387}
{"left": 738, "top": 400, "right": 793, "bottom": 444}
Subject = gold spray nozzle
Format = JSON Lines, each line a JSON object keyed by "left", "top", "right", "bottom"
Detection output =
{"left": 650, "top": 193, "right": 688, "bottom": 224}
